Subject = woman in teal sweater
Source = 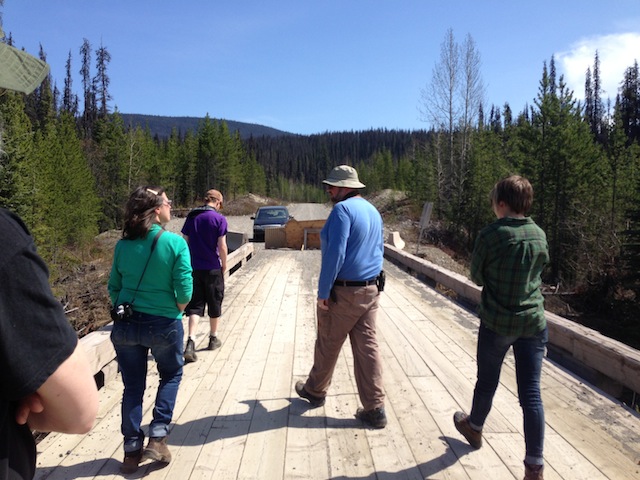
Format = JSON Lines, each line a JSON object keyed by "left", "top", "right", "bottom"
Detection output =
{"left": 108, "top": 186, "right": 192, "bottom": 474}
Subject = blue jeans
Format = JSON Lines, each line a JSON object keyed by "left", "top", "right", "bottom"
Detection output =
{"left": 111, "top": 311, "right": 184, "bottom": 453}
{"left": 469, "top": 323, "right": 548, "bottom": 465}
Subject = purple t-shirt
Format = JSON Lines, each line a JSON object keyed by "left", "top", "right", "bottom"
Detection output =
{"left": 181, "top": 207, "right": 228, "bottom": 270}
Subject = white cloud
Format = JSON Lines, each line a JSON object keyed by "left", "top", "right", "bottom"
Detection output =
{"left": 556, "top": 32, "right": 640, "bottom": 102}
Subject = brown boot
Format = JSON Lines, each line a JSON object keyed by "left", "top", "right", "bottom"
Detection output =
{"left": 453, "top": 411, "right": 483, "bottom": 449}
{"left": 524, "top": 462, "right": 544, "bottom": 480}
{"left": 142, "top": 436, "right": 172, "bottom": 464}
{"left": 120, "top": 449, "right": 142, "bottom": 474}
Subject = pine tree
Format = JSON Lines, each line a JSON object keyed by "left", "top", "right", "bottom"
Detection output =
{"left": 621, "top": 173, "right": 640, "bottom": 282}
{"left": 62, "top": 51, "right": 79, "bottom": 115}
{"left": 80, "top": 38, "right": 97, "bottom": 138}
{"left": 94, "top": 42, "right": 111, "bottom": 117}
{"left": 195, "top": 115, "right": 218, "bottom": 195}
{"left": 32, "top": 113, "right": 100, "bottom": 259}
{"left": 619, "top": 61, "right": 640, "bottom": 144}
{"left": 0, "top": 91, "right": 35, "bottom": 218}
{"left": 92, "top": 112, "right": 129, "bottom": 229}
{"left": 525, "top": 57, "right": 609, "bottom": 285}
{"left": 175, "top": 129, "right": 198, "bottom": 205}
{"left": 585, "top": 52, "right": 605, "bottom": 144}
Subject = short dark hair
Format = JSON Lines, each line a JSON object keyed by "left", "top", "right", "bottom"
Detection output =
{"left": 490, "top": 175, "right": 533, "bottom": 215}
{"left": 122, "top": 186, "right": 165, "bottom": 239}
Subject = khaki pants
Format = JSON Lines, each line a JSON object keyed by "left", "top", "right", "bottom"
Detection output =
{"left": 304, "top": 284, "right": 385, "bottom": 411}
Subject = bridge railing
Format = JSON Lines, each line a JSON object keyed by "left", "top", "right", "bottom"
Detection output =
{"left": 384, "top": 243, "right": 640, "bottom": 400}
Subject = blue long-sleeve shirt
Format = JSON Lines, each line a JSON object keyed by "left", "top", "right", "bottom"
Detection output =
{"left": 317, "top": 197, "right": 384, "bottom": 299}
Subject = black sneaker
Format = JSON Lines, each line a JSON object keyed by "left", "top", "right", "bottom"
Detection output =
{"left": 295, "top": 380, "right": 325, "bottom": 407}
{"left": 207, "top": 335, "right": 222, "bottom": 350}
{"left": 183, "top": 338, "right": 197, "bottom": 363}
{"left": 355, "top": 407, "right": 387, "bottom": 429}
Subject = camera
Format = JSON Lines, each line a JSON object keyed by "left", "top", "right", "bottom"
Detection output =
{"left": 110, "top": 302, "right": 133, "bottom": 321}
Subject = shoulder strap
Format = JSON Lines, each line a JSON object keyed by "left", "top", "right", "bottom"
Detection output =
{"left": 130, "top": 229, "right": 164, "bottom": 305}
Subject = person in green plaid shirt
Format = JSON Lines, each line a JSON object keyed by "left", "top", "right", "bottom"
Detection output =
{"left": 453, "top": 175, "right": 549, "bottom": 480}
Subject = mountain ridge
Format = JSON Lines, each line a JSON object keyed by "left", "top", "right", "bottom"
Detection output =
{"left": 120, "top": 113, "right": 294, "bottom": 139}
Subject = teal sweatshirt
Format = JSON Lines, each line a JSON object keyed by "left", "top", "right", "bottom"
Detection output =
{"left": 108, "top": 224, "right": 193, "bottom": 319}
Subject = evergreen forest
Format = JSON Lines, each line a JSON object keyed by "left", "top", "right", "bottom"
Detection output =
{"left": 1, "top": 33, "right": 640, "bottom": 347}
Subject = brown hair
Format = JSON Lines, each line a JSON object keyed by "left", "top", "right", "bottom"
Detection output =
{"left": 490, "top": 175, "right": 533, "bottom": 215}
{"left": 122, "top": 186, "right": 165, "bottom": 239}
{"left": 204, "top": 189, "right": 223, "bottom": 208}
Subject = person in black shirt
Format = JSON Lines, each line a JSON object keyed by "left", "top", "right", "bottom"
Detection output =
{"left": 0, "top": 209, "right": 99, "bottom": 480}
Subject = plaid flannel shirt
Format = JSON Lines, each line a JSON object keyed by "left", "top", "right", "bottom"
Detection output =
{"left": 470, "top": 216, "right": 549, "bottom": 337}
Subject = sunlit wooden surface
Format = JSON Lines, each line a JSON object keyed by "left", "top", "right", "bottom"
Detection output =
{"left": 35, "top": 249, "right": 640, "bottom": 479}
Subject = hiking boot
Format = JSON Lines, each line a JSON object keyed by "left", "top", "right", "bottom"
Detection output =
{"left": 524, "top": 462, "right": 544, "bottom": 480}
{"left": 207, "top": 335, "right": 222, "bottom": 350}
{"left": 142, "top": 436, "right": 172, "bottom": 464}
{"left": 183, "top": 338, "right": 197, "bottom": 363}
{"left": 120, "top": 449, "right": 142, "bottom": 474}
{"left": 453, "top": 411, "right": 482, "bottom": 449}
{"left": 295, "top": 380, "right": 325, "bottom": 407}
{"left": 355, "top": 407, "right": 387, "bottom": 429}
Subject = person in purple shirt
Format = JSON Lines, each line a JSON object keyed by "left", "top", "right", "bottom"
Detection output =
{"left": 181, "top": 189, "right": 228, "bottom": 363}
{"left": 295, "top": 165, "right": 387, "bottom": 428}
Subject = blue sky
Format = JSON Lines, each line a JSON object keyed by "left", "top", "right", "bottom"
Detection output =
{"left": 3, "top": 1, "right": 640, "bottom": 135}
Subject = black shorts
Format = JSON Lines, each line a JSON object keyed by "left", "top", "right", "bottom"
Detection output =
{"left": 185, "top": 269, "right": 225, "bottom": 318}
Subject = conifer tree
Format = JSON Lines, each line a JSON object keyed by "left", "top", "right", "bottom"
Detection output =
{"left": 621, "top": 170, "right": 640, "bottom": 283}
{"left": 32, "top": 113, "right": 100, "bottom": 259}
{"left": 62, "top": 51, "right": 79, "bottom": 115}
{"left": 619, "top": 61, "right": 640, "bottom": 144}
{"left": 196, "top": 115, "right": 218, "bottom": 195}
{"left": 0, "top": 91, "right": 35, "bottom": 219}
{"left": 80, "top": 38, "right": 97, "bottom": 138}
{"left": 175, "top": 129, "right": 198, "bottom": 204}
{"left": 92, "top": 112, "right": 129, "bottom": 228}
{"left": 243, "top": 152, "right": 267, "bottom": 197}
{"left": 94, "top": 42, "right": 111, "bottom": 117}
{"left": 32, "top": 44, "right": 55, "bottom": 130}
{"left": 526, "top": 57, "right": 608, "bottom": 285}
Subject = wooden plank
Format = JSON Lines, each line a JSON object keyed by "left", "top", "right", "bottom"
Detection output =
{"left": 286, "top": 251, "right": 330, "bottom": 479}
{"left": 33, "top": 250, "right": 640, "bottom": 480}
{"left": 239, "top": 259, "right": 300, "bottom": 479}
{"left": 412, "top": 376, "right": 514, "bottom": 480}
{"left": 377, "top": 326, "right": 467, "bottom": 479}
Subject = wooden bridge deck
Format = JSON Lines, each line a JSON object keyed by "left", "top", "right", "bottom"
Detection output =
{"left": 35, "top": 249, "right": 640, "bottom": 479}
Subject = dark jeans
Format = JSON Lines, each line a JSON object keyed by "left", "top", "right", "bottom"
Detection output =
{"left": 111, "top": 311, "right": 184, "bottom": 453}
{"left": 469, "top": 323, "right": 548, "bottom": 465}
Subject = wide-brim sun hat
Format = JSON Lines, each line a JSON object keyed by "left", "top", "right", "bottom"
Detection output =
{"left": 323, "top": 165, "right": 366, "bottom": 189}
{"left": 0, "top": 27, "right": 50, "bottom": 94}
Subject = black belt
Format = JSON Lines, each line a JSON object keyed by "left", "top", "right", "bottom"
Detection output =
{"left": 333, "top": 278, "right": 377, "bottom": 287}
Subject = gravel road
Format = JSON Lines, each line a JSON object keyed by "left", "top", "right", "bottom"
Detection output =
{"left": 166, "top": 202, "right": 333, "bottom": 239}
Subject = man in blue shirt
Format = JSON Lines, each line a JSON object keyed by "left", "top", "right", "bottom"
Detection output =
{"left": 295, "top": 165, "right": 387, "bottom": 428}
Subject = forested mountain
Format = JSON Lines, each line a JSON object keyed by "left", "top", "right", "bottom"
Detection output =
{"left": 244, "top": 129, "right": 431, "bottom": 186}
{"left": 120, "top": 113, "right": 293, "bottom": 140}
{"left": 117, "top": 115, "right": 431, "bottom": 189}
